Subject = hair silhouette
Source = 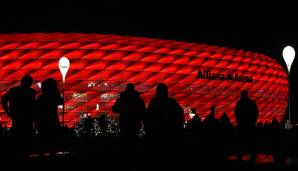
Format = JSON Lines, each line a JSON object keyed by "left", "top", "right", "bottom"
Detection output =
{"left": 35, "top": 78, "right": 63, "bottom": 138}
{"left": 20, "top": 75, "right": 33, "bottom": 88}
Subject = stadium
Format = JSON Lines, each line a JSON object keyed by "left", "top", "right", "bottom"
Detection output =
{"left": 0, "top": 33, "right": 288, "bottom": 127}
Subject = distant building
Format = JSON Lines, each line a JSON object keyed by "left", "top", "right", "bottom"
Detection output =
{"left": 0, "top": 33, "right": 288, "bottom": 127}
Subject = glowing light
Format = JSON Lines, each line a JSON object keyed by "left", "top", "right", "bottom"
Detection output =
{"left": 189, "top": 113, "right": 195, "bottom": 118}
{"left": 58, "top": 57, "right": 70, "bottom": 83}
{"left": 283, "top": 46, "right": 295, "bottom": 72}
{"left": 36, "top": 82, "right": 41, "bottom": 89}
{"left": 88, "top": 82, "right": 96, "bottom": 88}
{"left": 72, "top": 93, "right": 81, "bottom": 98}
{"left": 100, "top": 93, "right": 109, "bottom": 99}
{"left": 282, "top": 46, "right": 295, "bottom": 128}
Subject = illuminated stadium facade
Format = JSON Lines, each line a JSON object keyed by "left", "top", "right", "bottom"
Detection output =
{"left": 0, "top": 33, "right": 288, "bottom": 127}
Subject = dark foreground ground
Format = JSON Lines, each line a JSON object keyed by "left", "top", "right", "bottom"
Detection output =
{"left": 1, "top": 134, "right": 298, "bottom": 171}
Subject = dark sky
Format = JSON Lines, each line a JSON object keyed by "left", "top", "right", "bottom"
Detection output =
{"left": 1, "top": 1, "right": 297, "bottom": 60}
{"left": 1, "top": 1, "right": 298, "bottom": 120}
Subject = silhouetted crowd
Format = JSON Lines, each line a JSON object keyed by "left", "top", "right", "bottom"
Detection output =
{"left": 0, "top": 75, "right": 297, "bottom": 166}
{"left": 1, "top": 75, "right": 63, "bottom": 158}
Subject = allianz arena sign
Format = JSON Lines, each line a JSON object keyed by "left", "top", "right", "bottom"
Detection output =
{"left": 0, "top": 33, "right": 288, "bottom": 127}
{"left": 197, "top": 70, "right": 253, "bottom": 83}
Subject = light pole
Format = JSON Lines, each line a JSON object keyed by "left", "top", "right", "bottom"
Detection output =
{"left": 282, "top": 46, "right": 295, "bottom": 128}
{"left": 59, "top": 57, "right": 70, "bottom": 127}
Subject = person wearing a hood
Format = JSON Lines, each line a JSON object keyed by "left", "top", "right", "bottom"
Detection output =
{"left": 112, "top": 83, "right": 146, "bottom": 140}
{"left": 145, "top": 83, "right": 184, "bottom": 140}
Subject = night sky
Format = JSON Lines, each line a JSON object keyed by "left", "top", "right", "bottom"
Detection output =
{"left": 1, "top": 1, "right": 298, "bottom": 121}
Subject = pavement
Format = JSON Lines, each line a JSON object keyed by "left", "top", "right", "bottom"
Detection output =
{"left": 1, "top": 136, "right": 297, "bottom": 171}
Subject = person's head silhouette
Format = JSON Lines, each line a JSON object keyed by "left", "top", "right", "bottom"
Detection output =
{"left": 41, "top": 78, "right": 59, "bottom": 94}
{"left": 220, "top": 112, "right": 230, "bottom": 122}
{"left": 21, "top": 75, "right": 33, "bottom": 88}
{"left": 220, "top": 112, "right": 227, "bottom": 118}
{"left": 156, "top": 83, "right": 168, "bottom": 98}
{"left": 240, "top": 90, "right": 249, "bottom": 99}
{"left": 125, "top": 83, "right": 135, "bottom": 92}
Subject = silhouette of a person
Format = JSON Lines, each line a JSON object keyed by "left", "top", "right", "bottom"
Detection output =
{"left": 144, "top": 83, "right": 185, "bottom": 168}
{"left": 35, "top": 78, "right": 63, "bottom": 156}
{"left": 35, "top": 78, "right": 63, "bottom": 138}
{"left": 201, "top": 105, "right": 222, "bottom": 160}
{"left": 220, "top": 112, "right": 233, "bottom": 130}
{"left": 112, "top": 83, "right": 146, "bottom": 140}
{"left": 1, "top": 75, "right": 36, "bottom": 137}
{"left": 203, "top": 105, "right": 220, "bottom": 130}
{"left": 98, "top": 113, "right": 108, "bottom": 136}
{"left": 235, "top": 90, "right": 259, "bottom": 162}
{"left": 219, "top": 112, "right": 234, "bottom": 157}
{"left": 269, "top": 118, "right": 283, "bottom": 165}
{"left": 84, "top": 114, "right": 93, "bottom": 137}
{"left": 186, "top": 108, "right": 202, "bottom": 137}
{"left": 145, "top": 83, "right": 184, "bottom": 140}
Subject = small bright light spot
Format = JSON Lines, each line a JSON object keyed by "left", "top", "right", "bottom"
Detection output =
{"left": 96, "top": 104, "right": 100, "bottom": 111}
{"left": 58, "top": 56, "right": 70, "bottom": 83}
{"left": 283, "top": 46, "right": 295, "bottom": 71}
{"left": 100, "top": 93, "right": 109, "bottom": 99}
{"left": 104, "top": 82, "right": 108, "bottom": 86}
{"left": 44, "top": 153, "right": 50, "bottom": 156}
{"left": 88, "top": 82, "right": 96, "bottom": 88}
{"left": 36, "top": 82, "right": 41, "bottom": 88}
{"left": 56, "top": 151, "right": 71, "bottom": 155}
{"left": 72, "top": 93, "right": 81, "bottom": 98}
{"left": 28, "top": 153, "right": 40, "bottom": 158}
{"left": 58, "top": 105, "right": 63, "bottom": 109}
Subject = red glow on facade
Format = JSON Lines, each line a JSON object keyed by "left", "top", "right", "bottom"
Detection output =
{"left": 0, "top": 33, "right": 288, "bottom": 127}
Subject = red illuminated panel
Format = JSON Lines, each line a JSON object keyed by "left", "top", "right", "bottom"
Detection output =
{"left": 0, "top": 33, "right": 288, "bottom": 127}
